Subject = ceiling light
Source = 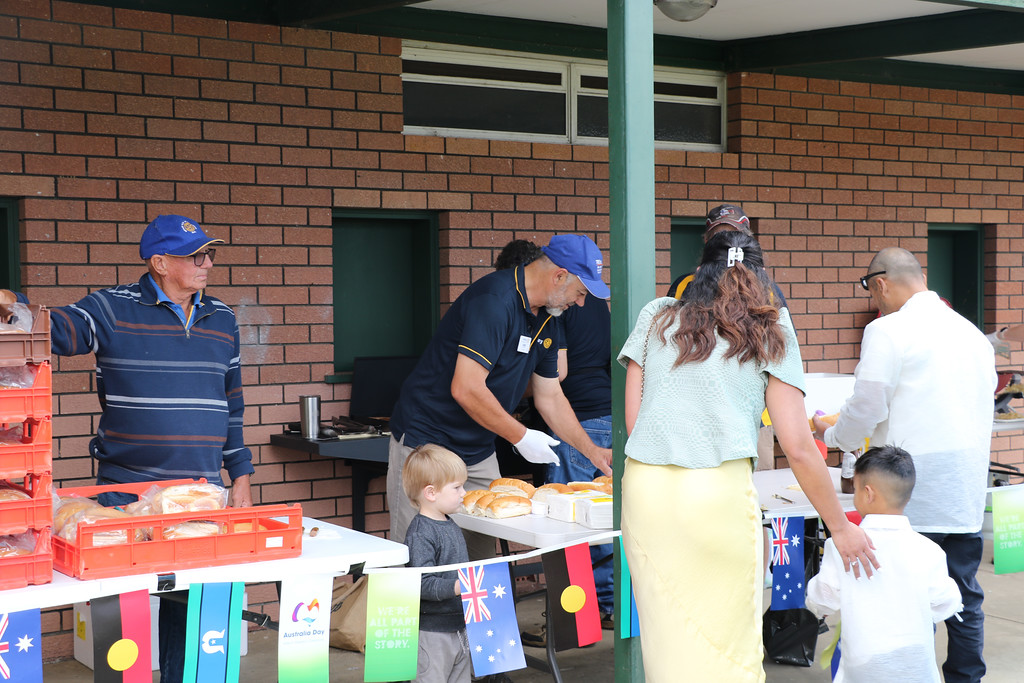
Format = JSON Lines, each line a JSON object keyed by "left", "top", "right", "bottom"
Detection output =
{"left": 654, "top": 0, "right": 717, "bottom": 22}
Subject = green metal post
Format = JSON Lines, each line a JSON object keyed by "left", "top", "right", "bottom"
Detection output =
{"left": 608, "top": 1, "right": 655, "bottom": 681}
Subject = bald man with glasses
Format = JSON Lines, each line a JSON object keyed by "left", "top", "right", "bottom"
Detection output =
{"left": 0, "top": 214, "right": 252, "bottom": 682}
{"left": 813, "top": 247, "right": 996, "bottom": 683}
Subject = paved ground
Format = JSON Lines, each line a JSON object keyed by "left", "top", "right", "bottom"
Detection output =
{"left": 43, "top": 541, "right": 1023, "bottom": 681}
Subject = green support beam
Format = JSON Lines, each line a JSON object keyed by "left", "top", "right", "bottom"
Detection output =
{"left": 922, "top": 0, "right": 1024, "bottom": 9}
{"left": 607, "top": 0, "right": 655, "bottom": 680}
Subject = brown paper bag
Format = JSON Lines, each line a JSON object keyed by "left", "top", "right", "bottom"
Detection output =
{"left": 330, "top": 575, "right": 368, "bottom": 652}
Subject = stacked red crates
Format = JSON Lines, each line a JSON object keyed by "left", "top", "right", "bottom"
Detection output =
{"left": 0, "top": 305, "right": 54, "bottom": 589}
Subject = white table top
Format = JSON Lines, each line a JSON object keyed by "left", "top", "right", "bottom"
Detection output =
{"left": 754, "top": 467, "right": 854, "bottom": 520}
{"left": 0, "top": 517, "right": 408, "bottom": 613}
{"left": 452, "top": 512, "right": 611, "bottom": 549}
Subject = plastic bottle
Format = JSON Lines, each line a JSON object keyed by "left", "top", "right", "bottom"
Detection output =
{"left": 840, "top": 451, "right": 857, "bottom": 494}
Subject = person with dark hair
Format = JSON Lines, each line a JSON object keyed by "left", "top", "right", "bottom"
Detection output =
{"left": 618, "top": 230, "right": 876, "bottom": 681}
{"left": 814, "top": 247, "right": 995, "bottom": 683}
{"left": 807, "top": 445, "right": 962, "bottom": 682}
{"left": 493, "top": 239, "right": 543, "bottom": 271}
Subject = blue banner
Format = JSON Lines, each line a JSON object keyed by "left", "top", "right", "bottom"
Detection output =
{"left": 460, "top": 563, "right": 526, "bottom": 677}
{"left": 769, "top": 516, "right": 806, "bottom": 610}
{"left": 184, "top": 582, "right": 244, "bottom": 683}
{"left": 0, "top": 609, "right": 42, "bottom": 682}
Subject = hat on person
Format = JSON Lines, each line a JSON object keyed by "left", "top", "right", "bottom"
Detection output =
{"left": 541, "top": 234, "right": 611, "bottom": 299}
{"left": 705, "top": 204, "right": 752, "bottom": 237}
{"left": 139, "top": 215, "right": 225, "bottom": 260}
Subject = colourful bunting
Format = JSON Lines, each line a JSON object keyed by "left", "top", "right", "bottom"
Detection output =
{"left": 278, "top": 574, "right": 333, "bottom": 683}
{"left": 615, "top": 537, "right": 640, "bottom": 640}
{"left": 541, "top": 543, "right": 601, "bottom": 651}
{"left": 460, "top": 562, "right": 525, "bottom": 676}
{"left": 91, "top": 590, "right": 152, "bottom": 683}
{"left": 992, "top": 485, "right": 1024, "bottom": 574}
{"left": 0, "top": 608, "right": 42, "bottom": 683}
{"left": 770, "top": 516, "right": 806, "bottom": 610}
{"left": 363, "top": 572, "right": 420, "bottom": 683}
{"left": 183, "top": 582, "right": 244, "bottom": 683}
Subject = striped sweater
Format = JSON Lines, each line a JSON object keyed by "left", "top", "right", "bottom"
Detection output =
{"left": 29, "top": 274, "right": 253, "bottom": 485}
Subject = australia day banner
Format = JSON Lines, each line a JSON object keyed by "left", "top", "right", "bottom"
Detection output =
{"left": 363, "top": 572, "right": 420, "bottom": 682}
{"left": 278, "top": 574, "right": 333, "bottom": 683}
{"left": 992, "top": 485, "right": 1024, "bottom": 575}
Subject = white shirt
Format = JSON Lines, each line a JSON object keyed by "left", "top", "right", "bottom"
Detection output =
{"left": 806, "top": 515, "right": 962, "bottom": 683}
{"left": 823, "top": 291, "right": 996, "bottom": 533}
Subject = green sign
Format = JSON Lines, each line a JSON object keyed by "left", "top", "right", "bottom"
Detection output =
{"left": 992, "top": 486, "right": 1024, "bottom": 575}
{"left": 363, "top": 572, "right": 420, "bottom": 682}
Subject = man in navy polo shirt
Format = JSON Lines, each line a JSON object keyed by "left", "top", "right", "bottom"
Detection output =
{"left": 387, "top": 234, "right": 613, "bottom": 558}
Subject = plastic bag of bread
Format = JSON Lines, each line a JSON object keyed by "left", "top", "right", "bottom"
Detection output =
{"left": 70, "top": 506, "right": 146, "bottom": 546}
{"left": 489, "top": 477, "right": 536, "bottom": 498}
{"left": 482, "top": 495, "right": 532, "bottom": 519}
{"left": 0, "top": 530, "right": 38, "bottom": 557}
{"left": 163, "top": 521, "right": 223, "bottom": 539}
{"left": 53, "top": 496, "right": 103, "bottom": 538}
{"left": 140, "top": 482, "right": 229, "bottom": 515}
{"left": 0, "top": 481, "right": 31, "bottom": 501}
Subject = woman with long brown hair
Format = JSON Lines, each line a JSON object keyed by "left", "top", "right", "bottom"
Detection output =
{"left": 618, "top": 230, "right": 876, "bottom": 681}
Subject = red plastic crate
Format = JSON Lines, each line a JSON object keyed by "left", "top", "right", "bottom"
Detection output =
{"left": 52, "top": 479, "right": 303, "bottom": 580}
{"left": 0, "top": 417, "right": 52, "bottom": 479}
{"left": 0, "top": 305, "right": 50, "bottom": 367}
{"left": 0, "top": 527, "right": 52, "bottom": 589}
{"left": 0, "top": 361, "right": 52, "bottom": 422}
{"left": 0, "top": 472, "right": 52, "bottom": 535}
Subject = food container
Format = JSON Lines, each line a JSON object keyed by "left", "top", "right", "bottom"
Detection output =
{"left": 0, "top": 527, "right": 52, "bottom": 589}
{"left": 52, "top": 479, "right": 303, "bottom": 580}
{"left": 0, "top": 472, "right": 52, "bottom": 535}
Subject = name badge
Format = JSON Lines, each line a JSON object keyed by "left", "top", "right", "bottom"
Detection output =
{"left": 517, "top": 335, "right": 532, "bottom": 353}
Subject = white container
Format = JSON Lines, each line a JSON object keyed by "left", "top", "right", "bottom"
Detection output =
{"left": 577, "top": 496, "right": 614, "bottom": 529}
{"left": 531, "top": 499, "right": 548, "bottom": 516}
{"left": 547, "top": 491, "right": 602, "bottom": 523}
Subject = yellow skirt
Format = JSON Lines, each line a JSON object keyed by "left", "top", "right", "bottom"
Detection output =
{"left": 622, "top": 457, "right": 765, "bottom": 683}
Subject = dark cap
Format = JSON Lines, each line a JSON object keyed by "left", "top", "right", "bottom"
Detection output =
{"left": 705, "top": 204, "right": 752, "bottom": 237}
{"left": 541, "top": 234, "right": 610, "bottom": 299}
{"left": 139, "top": 215, "right": 225, "bottom": 260}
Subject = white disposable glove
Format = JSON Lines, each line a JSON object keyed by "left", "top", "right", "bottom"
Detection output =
{"left": 513, "top": 429, "right": 561, "bottom": 466}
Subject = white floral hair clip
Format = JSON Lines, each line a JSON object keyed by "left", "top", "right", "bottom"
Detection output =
{"left": 727, "top": 247, "right": 744, "bottom": 267}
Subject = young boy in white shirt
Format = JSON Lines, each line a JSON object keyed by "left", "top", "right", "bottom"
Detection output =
{"left": 402, "top": 444, "right": 471, "bottom": 683}
{"left": 806, "top": 445, "right": 962, "bottom": 682}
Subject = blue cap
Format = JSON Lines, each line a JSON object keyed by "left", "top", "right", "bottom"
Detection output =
{"left": 541, "top": 234, "right": 610, "bottom": 299}
{"left": 139, "top": 215, "right": 225, "bottom": 260}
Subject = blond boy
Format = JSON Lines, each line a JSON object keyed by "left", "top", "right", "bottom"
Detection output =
{"left": 402, "top": 444, "right": 471, "bottom": 683}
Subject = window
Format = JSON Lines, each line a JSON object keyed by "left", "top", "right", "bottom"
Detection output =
{"left": 0, "top": 199, "right": 19, "bottom": 291}
{"left": 329, "top": 211, "right": 439, "bottom": 382}
{"left": 928, "top": 224, "right": 983, "bottom": 329}
{"left": 402, "top": 43, "right": 726, "bottom": 151}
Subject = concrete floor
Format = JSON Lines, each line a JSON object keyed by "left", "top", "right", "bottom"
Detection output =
{"left": 43, "top": 541, "right": 1024, "bottom": 682}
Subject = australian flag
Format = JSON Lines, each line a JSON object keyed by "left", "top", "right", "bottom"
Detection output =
{"left": 459, "top": 563, "right": 526, "bottom": 677}
{"left": 0, "top": 609, "right": 43, "bottom": 682}
{"left": 770, "top": 515, "right": 806, "bottom": 610}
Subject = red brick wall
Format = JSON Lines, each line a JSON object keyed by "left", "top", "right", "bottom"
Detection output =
{"left": 3, "top": 0, "right": 1024, "bottom": 658}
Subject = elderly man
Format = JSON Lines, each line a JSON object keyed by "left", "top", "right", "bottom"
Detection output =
{"left": 0, "top": 214, "right": 253, "bottom": 682}
{"left": 387, "top": 234, "right": 613, "bottom": 559}
{"left": 814, "top": 247, "right": 995, "bottom": 683}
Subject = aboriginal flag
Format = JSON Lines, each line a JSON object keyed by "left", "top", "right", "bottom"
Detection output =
{"left": 541, "top": 543, "right": 601, "bottom": 651}
{"left": 91, "top": 590, "right": 152, "bottom": 683}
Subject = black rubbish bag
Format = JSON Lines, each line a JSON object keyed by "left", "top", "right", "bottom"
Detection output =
{"left": 762, "top": 607, "right": 821, "bottom": 667}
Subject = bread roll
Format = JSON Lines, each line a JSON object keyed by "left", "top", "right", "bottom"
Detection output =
{"left": 568, "top": 481, "right": 604, "bottom": 492}
{"left": 531, "top": 483, "right": 572, "bottom": 503}
{"left": 489, "top": 477, "right": 536, "bottom": 497}
{"left": 76, "top": 506, "right": 146, "bottom": 546}
{"left": 808, "top": 412, "right": 839, "bottom": 431}
{"left": 461, "top": 489, "right": 489, "bottom": 514}
{"left": 0, "top": 485, "right": 31, "bottom": 502}
{"left": 483, "top": 495, "right": 532, "bottom": 519}
{"left": 593, "top": 475, "right": 612, "bottom": 485}
{"left": 154, "top": 483, "right": 228, "bottom": 514}
{"left": 471, "top": 493, "right": 497, "bottom": 516}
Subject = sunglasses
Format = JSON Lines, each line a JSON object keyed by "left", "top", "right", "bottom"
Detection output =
{"left": 859, "top": 270, "right": 885, "bottom": 290}
{"left": 167, "top": 249, "right": 216, "bottom": 267}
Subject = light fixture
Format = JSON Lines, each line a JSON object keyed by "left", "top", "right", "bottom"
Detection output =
{"left": 654, "top": 0, "right": 717, "bottom": 22}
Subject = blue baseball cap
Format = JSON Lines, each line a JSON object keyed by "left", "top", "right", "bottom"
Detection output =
{"left": 541, "top": 234, "right": 610, "bottom": 299}
{"left": 139, "top": 215, "right": 225, "bottom": 260}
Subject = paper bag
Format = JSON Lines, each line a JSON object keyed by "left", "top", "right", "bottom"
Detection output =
{"left": 329, "top": 575, "right": 368, "bottom": 652}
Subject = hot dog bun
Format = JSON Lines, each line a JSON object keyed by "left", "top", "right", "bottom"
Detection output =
{"left": 483, "top": 495, "right": 532, "bottom": 519}
{"left": 489, "top": 477, "right": 536, "bottom": 497}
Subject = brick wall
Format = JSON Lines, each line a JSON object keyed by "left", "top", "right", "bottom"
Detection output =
{"left": 3, "top": 0, "right": 1024, "bottom": 659}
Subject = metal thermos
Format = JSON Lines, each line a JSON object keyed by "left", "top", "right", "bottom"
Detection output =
{"left": 299, "top": 395, "right": 321, "bottom": 439}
